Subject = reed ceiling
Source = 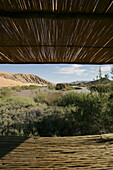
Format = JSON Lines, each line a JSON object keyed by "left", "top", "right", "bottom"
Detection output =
{"left": 0, "top": 0, "right": 113, "bottom": 64}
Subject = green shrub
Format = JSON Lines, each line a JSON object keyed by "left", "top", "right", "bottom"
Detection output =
{"left": 62, "top": 88, "right": 67, "bottom": 91}
{"left": 0, "top": 104, "right": 43, "bottom": 136}
{"left": 56, "top": 85, "right": 82, "bottom": 91}
{"left": 11, "top": 85, "right": 43, "bottom": 91}
{"left": 45, "top": 92, "right": 61, "bottom": 106}
{"left": 1, "top": 87, "right": 113, "bottom": 137}
{"left": 88, "top": 84, "right": 110, "bottom": 94}
{"left": 57, "top": 92, "right": 83, "bottom": 106}
{"left": 11, "top": 86, "right": 22, "bottom": 92}
{"left": 56, "top": 83, "right": 69, "bottom": 90}
{"left": 34, "top": 90, "right": 47, "bottom": 103}
{"left": 74, "top": 87, "right": 82, "bottom": 90}
{"left": 21, "top": 85, "right": 43, "bottom": 90}
{"left": 47, "top": 85, "right": 56, "bottom": 90}
{"left": 3, "top": 96, "right": 36, "bottom": 108}
{"left": 36, "top": 106, "right": 67, "bottom": 136}
{"left": 0, "top": 87, "right": 12, "bottom": 98}
{"left": 34, "top": 90, "right": 62, "bottom": 106}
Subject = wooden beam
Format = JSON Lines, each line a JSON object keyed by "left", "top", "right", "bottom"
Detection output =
{"left": 0, "top": 10, "right": 113, "bottom": 22}
{"left": 0, "top": 61, "right": 113, "bottom": 64}
{"left": 0, "top": 44, "right": 113, "bottom": 49}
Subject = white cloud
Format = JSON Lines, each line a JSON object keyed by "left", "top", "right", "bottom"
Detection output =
{"left": 55, "top": 64, "right": 112, "bottom": 81}
{"left": 89, "top": 67, "right": 97, "bottom": 70}
{"left": 90, "top": 70, "right": 97, "bottom": 73}
{"left": 101, "top": 66, "right": 111, "bottom": 72}
{"left": 84, "top": 73, "right": 89, "bottom": 76}
{"left": 56, "top": 64, "right": 86, "bottom": 75}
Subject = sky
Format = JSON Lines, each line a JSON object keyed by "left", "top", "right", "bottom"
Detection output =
{"left": 0, "top": 64, "right": 112, "bottom": 83}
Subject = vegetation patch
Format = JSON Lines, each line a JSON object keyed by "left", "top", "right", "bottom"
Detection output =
{"left": 73, "top": 87, "right": 82, "bottom": 90}
{"left": 3, "top": 96, "right": 37, "bottom": 108}
{"left": 0, "top": 87, "right": 12, "bottom": 98}
{"left": 11, "top": 85, "right": 44, "bottom": 92}
{"left": 0, "top": 66, "right": 113, "bottom": 137}
{"left": 47, "top": 85, "right": 56, "bottom": 90}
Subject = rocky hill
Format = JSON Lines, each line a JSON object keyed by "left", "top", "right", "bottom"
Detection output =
{"left": 70, "top": 81, "right": 89, "bottom": 86}
{"left": 0, "top": 71, "right": 53, "bottom": 87}
{"left": 70, "top": 78, "right": 111, "bottom": 86}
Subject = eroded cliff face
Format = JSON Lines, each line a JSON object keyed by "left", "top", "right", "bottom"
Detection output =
{"left": 0, "top": 71, "right": 53, "bottom": 87}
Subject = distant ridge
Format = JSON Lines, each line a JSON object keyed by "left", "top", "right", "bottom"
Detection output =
{"left": 70, "top": 81, "right": 89, "bottom": 85}
{"left": 0, "top": 71, "right": 53, "bottom": 87}
{"left": 69, "top": 78, "right": 111, "bottom": 86}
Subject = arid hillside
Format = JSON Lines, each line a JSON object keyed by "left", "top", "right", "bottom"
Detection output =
{"left": 0, "top": 71, "right": 53, "bottom": 87}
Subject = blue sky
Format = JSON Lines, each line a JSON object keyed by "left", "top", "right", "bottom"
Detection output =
{"left": 0, "top": 64, "right": 112, "bottom": 83}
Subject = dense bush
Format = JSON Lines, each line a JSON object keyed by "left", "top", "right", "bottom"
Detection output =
{"left": 0, "top": 99, "right": 41, "bottom": 136}
{"left": 20, "top": 85, "right": 43, "bottom": 90}
{"left": 11, "top": 86, "right": 22, "bottom": 92}
{"left": 74, "top": 87, "right": 82, "bottom": 90}
{"left": 1, "top": 79, "right": 113, "bottom": 137}
{"left": 34, "top": 90, "right": 62, "bottom": 106}
{"left": 55, "top": 83, "right": 79, "bottom": 91}
{"left": 88, "top": 84, "right": 110, "bottom": 94}
{"left": 34, "top": 90, "right": 47, "bottom": 104}
{"left": 61, "top": 86, "right": 82, "bottom": 91}
{"left": 0, "top": 90, "right": 113, "bottom": 137}
{"left": 56, "top": 83, "right": 69, "bottom": 90}
{"left": 0, "top": 87, "right": 12, "bottom": 98}
{"left": 47, "top": 85, "right": 56, "bottom": 90}
{"left": 2, "top": 96, "right": 37, "bottom": 108}
{"left": 58, "top": 92, "right": 85, "bottom": 107}
{"left": 11, "top": 85, "right": 43, "bottom": 92}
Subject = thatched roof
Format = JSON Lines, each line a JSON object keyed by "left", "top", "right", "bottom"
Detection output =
{"left": 0, "top": 0, "right": 113, "bottom": 64}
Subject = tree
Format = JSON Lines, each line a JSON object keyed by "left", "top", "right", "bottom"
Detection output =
{"left": 56, "top": 83, "right": 69, "bottom": 90}
{"left": 98, "top": 66, "right": 102, "bottom": 79}
{"left": 110, "top": 66, "right": 113, "bottom": 79}
{"left": 110, "top": 66, "right": 113, "bottom": 92}
{"left": 104, "top": 74, "right": 109, "bottom": 80}
{"left": 96, "top": 75, "right": 98, "bottom": 80}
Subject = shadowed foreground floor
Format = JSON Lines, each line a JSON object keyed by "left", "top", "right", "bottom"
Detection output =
{"left": 0, "top": 134, "right": 113, "bottom": 169}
